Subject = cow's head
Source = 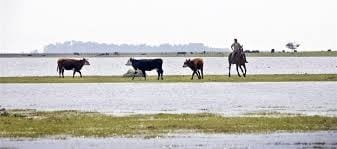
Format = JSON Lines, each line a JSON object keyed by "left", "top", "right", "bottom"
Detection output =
{"left": 126, "top": 58, "right": 134, "bottom": 66}
{"left": 182, "top": 59, "right": 191, "bottom": 68}
{"left": 82, "top": 58, "right": 90, "bottom": 65}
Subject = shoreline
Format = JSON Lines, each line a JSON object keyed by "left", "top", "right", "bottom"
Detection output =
{"left": 0, "top": 51, "right": 336, "bottom": 58}
{"left": 1, "top": 74, "right": 336, "bottom": 83}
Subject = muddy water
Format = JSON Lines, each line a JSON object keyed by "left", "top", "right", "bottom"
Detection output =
{"left": 1, "top": 82, "right": 336, "bottom": 116}
{"left": 0, "top": 57, "right": 336, "bottom": 76}
{"left": 0, "top": 131, "right": 336, "bottom": 149}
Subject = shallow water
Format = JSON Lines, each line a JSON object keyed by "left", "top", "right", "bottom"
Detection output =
{"left": 0, "top": 57, "right": 336, "bottom": 76}
{"left": 1, "top": 82, "right": 336, "bottom": 116}
{"left": 1, "top": 131, "right": 336, "bottom": 149}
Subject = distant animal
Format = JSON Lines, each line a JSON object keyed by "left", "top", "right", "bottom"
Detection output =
{"left": 183, "top": 58, "right": 204, "bottom": 80}
{"left": 228, "top": 46, "right": 247, "bottom": 77}
{"left": 57, "top": 58, "right": 90, "bottom": 78}
{"left": 126, "top": 58, "right": 164, "bottom": 80}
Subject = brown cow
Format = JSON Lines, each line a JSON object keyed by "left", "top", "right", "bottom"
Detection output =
{"left": 57, "top": 58, "right": 90, "bottom": 78}
{"left": 182, "top": 58, "right": 204, "bottom": 80}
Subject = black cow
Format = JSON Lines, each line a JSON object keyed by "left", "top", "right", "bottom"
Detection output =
{"left": 126, "top": 58, "right": 164, "bottom": 80}
{"left": 57, "top": 58, "right": 90, "bottom": 78}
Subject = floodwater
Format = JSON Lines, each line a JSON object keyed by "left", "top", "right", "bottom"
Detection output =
{"left": 1, "top": 131, "right": 336, "bottom": 149}
{"left": 0, "top": 57, "right": 336, "bottom": 76}
{"left": 1, "top": 82, "right": 336, "bottom": 116}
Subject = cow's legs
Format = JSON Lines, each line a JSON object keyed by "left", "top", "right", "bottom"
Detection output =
{"left": 58, "top": 68, "right": 62, "bottom": 78}
{"left": 157, "top": 70, "right": 160, "bottom": 80}
{"left": 132, "top": 70, "right": 137, "bottom": 80}
{"left": 200, "top": 68, "right": 204, "bottom": 79}
{"left": 160, "top": 69, "right": 164, "bottom": 80}
{"left": 228, "top": 64, "right": 231, "bottom": 77}
{"left": 236, "top": 64, "right": 241, "bottom": 77}
{"left": 196, "top": 70, "right": 201, "bottom": 79}
{"left": 61, "top": 69, "right": 65, "bottom": 78}
{"left": 191, "top": 71, "right": 196, "bottom": 80}
{"left": 73, "top": 70, "right": 76, "bottom": 78}
{"left": 142, "top": 70, "right": 146, "bottom": 80}
{"left": 157, "top": 69, "right": 164, "bottom": 80}
{"left": 77, "top": 71, "right": 82, "bottom": 78}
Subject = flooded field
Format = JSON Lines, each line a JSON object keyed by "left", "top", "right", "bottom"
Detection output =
{"left": 1, "top": 82, "right": 336, "bottom": 116}
{"left": 1, "top": 131, "right": 336, "bottom": 149}
{"left": 0, "top": 57, "right": 336, "bottom": 76}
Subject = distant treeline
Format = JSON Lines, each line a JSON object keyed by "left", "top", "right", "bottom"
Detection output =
{"left": 43, "top": 40, "right": 228, "bottom": 53}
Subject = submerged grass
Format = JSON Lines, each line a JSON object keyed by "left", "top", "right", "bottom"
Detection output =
{"left": 0, "top": 74, "right": 336, "bottom": 83}
{"left": 0, "top": 110, "right": 336, "bottom": 138}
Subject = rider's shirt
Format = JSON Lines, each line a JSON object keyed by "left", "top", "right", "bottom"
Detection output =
{"left": 231, "top": 42, "right": 241, "bottom": 53}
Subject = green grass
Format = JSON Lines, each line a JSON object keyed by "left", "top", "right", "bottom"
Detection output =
{"left": 0, "top": 110, "right": 336, "bottom": 138}
{"left": 0, "top": 74, "right": 336, "bottom": 83}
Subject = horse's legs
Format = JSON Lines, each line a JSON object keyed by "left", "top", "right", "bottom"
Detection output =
{"left": 243, "top": 64, "right": 247, "bottom": 77}
{"left": 239, "top": 65, "right": 245, "bottom": 77}
{"left": 236, "top": 64, "right": 241, "bottom": 77}
{"left": 228, "top": 64, "right": 231, "bottom": 77}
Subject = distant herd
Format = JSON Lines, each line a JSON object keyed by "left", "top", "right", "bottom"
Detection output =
{"left": 57, "top": 54, "right": 247, "bottom": 79}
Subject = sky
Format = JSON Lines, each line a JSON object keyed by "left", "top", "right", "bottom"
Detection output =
{"left": 0, "top": 0, "right": 336, "bottom": 53}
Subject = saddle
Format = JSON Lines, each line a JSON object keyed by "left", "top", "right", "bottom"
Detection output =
{"left": 229, "top": 52, "right": 245, "bottom": 64}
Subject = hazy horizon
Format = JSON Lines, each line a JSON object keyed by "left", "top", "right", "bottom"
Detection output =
{"left": 1, "top": 0, "right": 336, "bottom": 53}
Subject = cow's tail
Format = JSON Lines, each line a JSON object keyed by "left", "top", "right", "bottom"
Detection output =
{"left": 56, "top": 65, "right": 59, "bottom": 72}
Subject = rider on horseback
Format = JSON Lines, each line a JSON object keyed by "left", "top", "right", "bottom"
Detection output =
{"left": 230, "top": 39, "right": 248, "bottom": 63}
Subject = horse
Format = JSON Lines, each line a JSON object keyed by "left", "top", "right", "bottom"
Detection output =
{"left": 228, "top": 49, "right": 247, "bottom": 77}
{"left": 182, "top": 58, "right": 204, "bottom": 80}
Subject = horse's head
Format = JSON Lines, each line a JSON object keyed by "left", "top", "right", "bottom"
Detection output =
{"left": 126, "top": 58, "right": 134, "bottom": 66}
{"left": 82, "top": 58, "right": 90, "bottom": 65}
{"left": 239, "top": 44, "right": 244, "bottom": 51}
{"left": 182, "top": 59, "right": 191, "bottom": 68}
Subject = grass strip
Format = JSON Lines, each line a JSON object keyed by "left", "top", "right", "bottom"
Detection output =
{"left": 0, "top": 74, "right": 336, "bottom": 83}
{"left": 0, "top": 110, "right": 336, "bottom": 138}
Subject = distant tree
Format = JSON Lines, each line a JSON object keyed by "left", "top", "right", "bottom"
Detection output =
{"left": 271, "top": 49, "right": 275, "bottom": 53}
{"left": 282, "top": 50, "right": 285, "bottom": 53}
{"left": 327, "top": 49, "right": 331, "bottom": 52}
{"left": 244, "top": 50, "right": 251, "bottom": 53}
{"left": 286, "top": 42, "right": 300, "bottom": 52}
